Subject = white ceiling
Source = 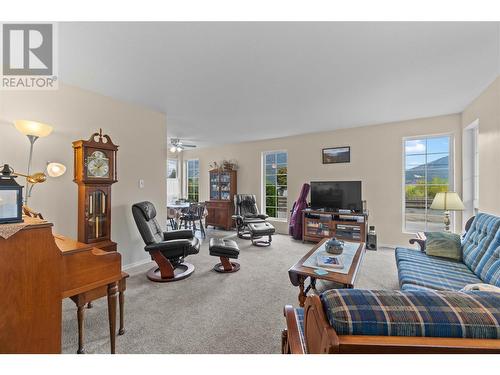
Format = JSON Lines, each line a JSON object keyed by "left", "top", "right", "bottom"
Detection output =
{"left": 59, "top": 22, "right": 499, "bottom": 147}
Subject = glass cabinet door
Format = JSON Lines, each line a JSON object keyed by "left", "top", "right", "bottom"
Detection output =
{"left": 210, "top": 172, "right": 219, "bottom": 200}
{"left": 219, "top": 172, "right": 231, "bottom": 200}
{"left": 87, "top": 189, "right": 108, "bottom": 240}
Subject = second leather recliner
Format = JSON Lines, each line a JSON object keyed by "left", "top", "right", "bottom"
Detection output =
{"left": 232, "top": 194, "right": 268, "bottom": 239}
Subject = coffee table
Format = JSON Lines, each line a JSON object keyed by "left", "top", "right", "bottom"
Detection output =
{"left": 288, "top": 238, "right": 366, "bottom": 307}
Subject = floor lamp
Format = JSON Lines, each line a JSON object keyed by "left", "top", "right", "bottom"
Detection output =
{"left": 14, "top": 120, "right": 66, "bottom": 205}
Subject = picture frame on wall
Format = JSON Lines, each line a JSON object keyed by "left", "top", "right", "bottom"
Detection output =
{"left": 322, "top": 146, "right": 350, "bottom": 164}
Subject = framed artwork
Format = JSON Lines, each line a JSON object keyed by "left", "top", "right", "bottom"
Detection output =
{"left": 322, "top": 146, "right": 350, "bottom": 164}
{"left": 167, "top": 159, "right": 178, "bottom": 179}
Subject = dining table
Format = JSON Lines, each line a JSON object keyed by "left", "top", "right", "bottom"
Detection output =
{"left": 167, "top": 202, "right": 191, "bottom": 229}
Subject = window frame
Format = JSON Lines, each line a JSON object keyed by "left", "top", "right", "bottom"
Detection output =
{"left": 402, "top": 133, "right": 454, "bottom": 233}
{"left": 262, "top": 150, "right": 288, "bottom": 221}
{"left": 472, "top": 126, "right": 479, "bottom": 214}
{"left": 184, "top": 159, "right": 200, "bottom": 202}
{"left": 462, "top": 120, "right": 479, "bottom": 222}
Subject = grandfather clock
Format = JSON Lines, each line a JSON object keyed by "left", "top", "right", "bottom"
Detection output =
{"left": 73, "top": 129, "right": 118, "bottom": 252}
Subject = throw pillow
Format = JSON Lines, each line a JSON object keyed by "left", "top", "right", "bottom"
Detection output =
{"left": 424, "top": 231, "right": 462, "bottom": 261}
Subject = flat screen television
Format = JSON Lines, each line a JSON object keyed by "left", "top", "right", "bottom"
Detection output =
{"left": 310, "top": 181, "right": 362, "bottom": 212}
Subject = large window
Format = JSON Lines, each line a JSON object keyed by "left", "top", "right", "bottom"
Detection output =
{"left": 167, "top": 159, "right": 180, "bottom": 203}
{"left": 404, "top": 135, "right": 453, "bottom": 232}
{"left": 263, "top": 151, "right": 288, "bottom": 219}
{"left": 185, "top": 159, "right": 199, "bottom": 202}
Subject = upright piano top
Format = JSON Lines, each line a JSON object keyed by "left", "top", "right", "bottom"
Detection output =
{"left": 54, "top": 234, "right": 94, "bottom": 255}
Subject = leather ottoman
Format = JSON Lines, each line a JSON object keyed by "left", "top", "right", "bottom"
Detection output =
{"left": 209, "top": 238, "right": 240, "bottom": 273}
{"left": 247, "top": 222, "right": 275, "bottom": 246}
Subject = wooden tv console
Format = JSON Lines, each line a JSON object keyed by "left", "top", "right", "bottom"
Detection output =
{"left": 302, "top": 209, "right": 368, "bottom": 243}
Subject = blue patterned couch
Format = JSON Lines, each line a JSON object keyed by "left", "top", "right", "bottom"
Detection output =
{"left": 396, "top": 213, "right": 500, "bottom": 291}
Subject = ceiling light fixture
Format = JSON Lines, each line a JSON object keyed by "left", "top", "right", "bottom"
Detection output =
{"left": 169, "top": 138, "right": 197, "bottom": 153}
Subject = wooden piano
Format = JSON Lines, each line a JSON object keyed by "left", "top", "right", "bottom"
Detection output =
{"left": 0, "top": 218, "right": 126, "bottom": 353}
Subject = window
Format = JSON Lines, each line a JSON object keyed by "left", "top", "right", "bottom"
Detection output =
{"left": 404, "top": 135, "right": 453, "bottom": 232}
{"left": 167, "top": 159, "right": 180, "bottom": 203}
{"left": 167, "top": 159, "right": 178, "bottom": 179}
{"left": 185, "top": 159, "right": 199, "bottom": 202}
{"left": 263, "top": 151, "right": 287, "bottom": 219}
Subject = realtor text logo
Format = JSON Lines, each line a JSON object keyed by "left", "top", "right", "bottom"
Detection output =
{"left": 1, "top": 23, "right": 58, "bottom": 89}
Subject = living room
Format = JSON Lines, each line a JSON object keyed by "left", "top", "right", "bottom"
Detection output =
{"left": 1, "top": 1, "right": 499, "bottom": 373}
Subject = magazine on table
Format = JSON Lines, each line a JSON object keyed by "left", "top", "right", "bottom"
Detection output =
{"left": 316, "top": 252, "right": 344, "bottom": 269}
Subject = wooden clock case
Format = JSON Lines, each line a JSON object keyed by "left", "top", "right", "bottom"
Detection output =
{"left": 73, "top": 130, "right": 118, "bottom": 252}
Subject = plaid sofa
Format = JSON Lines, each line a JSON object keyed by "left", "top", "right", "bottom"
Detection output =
{"left": 319, "top": 289, "right": 500, "bottom": 339}
{"left": 292, "top": 289, "right": 499, "bottom": 347}
{"left": 395, "top": 213, "right": 500, "bottom": 291}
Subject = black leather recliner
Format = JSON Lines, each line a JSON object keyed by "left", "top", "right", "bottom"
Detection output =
{"left": 232, "top": 194, "right": 268, "bottom": 239}
{"left": 132, "top": 201, "right": 200, "bottom": 282}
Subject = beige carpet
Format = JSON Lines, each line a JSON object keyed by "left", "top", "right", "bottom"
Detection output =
{"left": 61, "top": 230, "right": 399, "bottom": 354}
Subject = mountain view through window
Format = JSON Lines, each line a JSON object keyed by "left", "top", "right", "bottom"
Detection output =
{"left": 404, "top": 136, "right": 452, "bottom": 232}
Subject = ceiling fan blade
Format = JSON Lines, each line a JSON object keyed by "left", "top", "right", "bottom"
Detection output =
{"left": 182, "top": 144, "right": 197, "bottom": 148}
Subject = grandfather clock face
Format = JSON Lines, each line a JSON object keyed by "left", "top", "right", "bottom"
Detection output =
{"left": 86, "top": 150, "right": 110, "bottom": 178}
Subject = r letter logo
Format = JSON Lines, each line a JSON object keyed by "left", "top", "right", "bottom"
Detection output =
{"left": 1, "top": 23, "right": 58, "bottom": 90}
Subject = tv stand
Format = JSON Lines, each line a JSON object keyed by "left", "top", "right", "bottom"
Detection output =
{"left": 302, "top": 209, "right": 368, "bottom": 244}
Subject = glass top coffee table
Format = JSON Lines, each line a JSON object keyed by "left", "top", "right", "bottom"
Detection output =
{"left": 288, "top": 238, "right": 366, "bottom": 307}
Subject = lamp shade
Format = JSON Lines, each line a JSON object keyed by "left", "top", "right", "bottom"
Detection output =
{"left": 14, "top": 120, "right": 53, "bottom": 138}
{"left": 430, "top": 192, "right": 465, "bottom": 211}
{"left": 46, "top": 162, "right": 66, "bottom": 178}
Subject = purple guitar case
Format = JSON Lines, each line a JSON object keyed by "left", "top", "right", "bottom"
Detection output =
{"left": 289, "top": 183, "right": 310, "bottom": 240}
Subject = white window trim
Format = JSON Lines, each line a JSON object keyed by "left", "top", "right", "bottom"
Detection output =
{"left": 463, "top": 119, "right": 479, "bottom": 223}
{"left": 262, "top": 150, "right": 288, "bottom": 222}
{"left": 402, "top": 133, "right": 455, "bottom": 234}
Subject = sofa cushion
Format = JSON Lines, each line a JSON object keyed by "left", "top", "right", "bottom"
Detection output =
{"left": 462, "top": 213, "right": 500, "bottom": 273}
{"left": 425, "top": 232, "right": 462, "bottom": 261}
{"left": 395, "top": 247, "right": 434, "bottom": 264}
{"left": 474, "top": 228, "right": 500, "bottom": 287}
{"left": 397, "top": 256, "right": 483, "bottom": 291}
{"left": 320, "top": 289, "right": 500, "bottom": 339}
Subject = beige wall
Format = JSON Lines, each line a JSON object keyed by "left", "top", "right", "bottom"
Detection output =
{"left": 461, "top": 76, "right": 500, "bottom": 216}
{"left": 183, "top": 114, "right": 462, "bottom": 246}
{"left": 0, "top": 84, "right": 167, "bottom": 268}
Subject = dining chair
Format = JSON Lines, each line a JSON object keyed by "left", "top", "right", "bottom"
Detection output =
{"left": 179, "top": 202, "right": 206, "bottom": 238}
{"left": 167, "top": 207, "right": 178, "bottom": 230}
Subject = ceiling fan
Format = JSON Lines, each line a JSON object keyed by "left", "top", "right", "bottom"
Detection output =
{"left": 169, "top": 138, "right": 197, "bottom": 153}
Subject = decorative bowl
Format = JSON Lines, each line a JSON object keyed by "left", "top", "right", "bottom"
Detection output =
{"left": 325, "top": 237, "right": 344, "bottom": 255}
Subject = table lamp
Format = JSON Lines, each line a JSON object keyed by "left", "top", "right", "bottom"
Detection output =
{"left": 430, "top": 192, "right": 465, "bottom": 231}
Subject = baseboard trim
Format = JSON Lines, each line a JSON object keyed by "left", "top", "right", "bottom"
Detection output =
{"left": 377, "top": 243, "right": 398, "bottom": 249}
{"left": 123, "top": 257, "right": 152, "bottom": 272}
